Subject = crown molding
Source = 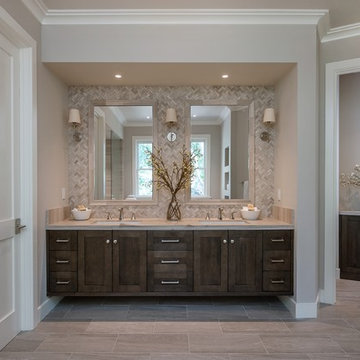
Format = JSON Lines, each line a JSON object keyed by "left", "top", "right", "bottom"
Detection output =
{"left": 21, "top": 6, "right": 328, "bottom": 26}
{"left": 322, "top": 22, "right": 360, "bottom": 43}
{"left": 22, "top": 0, "right": 48, "bottom": 23}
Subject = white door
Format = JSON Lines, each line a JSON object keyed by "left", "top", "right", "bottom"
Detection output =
{"left": 0, "top": 31, "right": 21, "bottom": 349}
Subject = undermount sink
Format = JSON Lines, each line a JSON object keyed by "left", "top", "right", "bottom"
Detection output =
{"left": 198, "top": 220, "right": 247, "bottom": 225}
{"left": 93, "top": 220, "right": 141, "bottom": 226}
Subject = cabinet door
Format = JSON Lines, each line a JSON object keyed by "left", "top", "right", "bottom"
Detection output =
{"left": 78, "top": 230, "right": 112, "bottom": 292}
{"left": 228, "top": 231, "right": 262, "bottom": 292}
{"left": 340, "top": 215, "right": 360, "bottom": 280}
{"left": 194, "top": 230, "right": 228, "bottom": 292}
{"left": 113, "top": 230, "right": 147, "bottom": 292}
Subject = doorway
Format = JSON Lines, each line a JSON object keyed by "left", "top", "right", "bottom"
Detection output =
{"left": 323, "top": 58, "right": 360, "bottom": 304}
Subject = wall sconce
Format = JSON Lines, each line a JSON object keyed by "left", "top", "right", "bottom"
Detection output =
{"left": 68, "top": 108, "right": 82, "bottom": 142}
{"left": 165, "top": 108, "right": 177, "bottom": 142}
{"left": 260, "top": 108, "right": 276, "bottom": 142}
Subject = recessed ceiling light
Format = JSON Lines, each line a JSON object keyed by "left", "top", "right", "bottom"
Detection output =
{"left": 222, "top": 74, "right": 229, "bottom": 79}
{"left": 114, "top": 74, "right": 122, "bottom": 79}
{"left": 192, "top": 114, "right": 197, "bottom": 118}
{"left": 146, "top": 116, "right": 150, "bottom": 119}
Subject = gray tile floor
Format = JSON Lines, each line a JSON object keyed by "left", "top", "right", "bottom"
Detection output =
{"left": 2, "top": 279, "right": 360, "bottom": 359}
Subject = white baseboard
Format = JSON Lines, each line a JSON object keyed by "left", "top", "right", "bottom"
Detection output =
{"left": 279, "top": 296, "right": 318, "bottom": 319}
{"left": 36, "top": 296, "right": 62, "bottom": 322}
{"left": 336, "top": 267, "right": 340, "bottom": 279}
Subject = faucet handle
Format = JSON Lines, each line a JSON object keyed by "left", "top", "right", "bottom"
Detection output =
{"left": 131, "top": 212, "right": 136, "bottom": 221}
{"left": 205, "top": 212, "right": 211, "bottom": 221}
{"left": 105, "top": 211, "right": 112, "bottom": 220}
{"left": 231, "top": 211, "right": 237, "bottom": 220}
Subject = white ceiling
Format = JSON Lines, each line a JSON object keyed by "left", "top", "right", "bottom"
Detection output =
{"left": 45, "top": 62, "right": 295, "bottom": 86}
{"left": 41, "top": 0, "right": 360, "bottom": 28}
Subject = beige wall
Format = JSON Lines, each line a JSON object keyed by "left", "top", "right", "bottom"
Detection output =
{"left": 274, "top": 66, "right": 298, "bottom": 210}
{"left": 339, "top": 72, "right": 360, "bottom": 211}
{"left": 0, "top": 2, "right": 68, "bottom": 311}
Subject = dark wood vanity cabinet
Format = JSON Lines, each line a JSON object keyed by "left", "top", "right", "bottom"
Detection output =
{"left": 340, "top": 215, "right": 360, "bottom": 281}
{"left": 193, "top": 230, "right": 262, "bottom": 293}
{"left": 47, "top": 228, "right": 293, "bottom": 296}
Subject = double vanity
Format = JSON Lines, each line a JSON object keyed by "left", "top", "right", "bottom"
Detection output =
{"left": 46, "top": 217, "right": 294, "bottom": 297}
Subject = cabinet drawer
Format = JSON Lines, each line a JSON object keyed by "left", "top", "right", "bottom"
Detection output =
{"left": 148, "top": 277, "right": 193, "bottom": 292}
{"left": 49, "top": 272, "right": 77, "bottom": 293}
{"left": 49, "top": 251, "right": 77, "bottom": 272}
{"left": 48, "top": 230, "right": 77, "bottom": 251}
{"left": 263, "top": 271, "right": 291, "bottom": 292}
{"left": 263, "top": 250, "right": 291, "bottom": 271}
{"left": 263, "top": 230, "right": 292, "bottom": 251}
{"left": 148, "top": 231, "right": 193, "bottom": 251}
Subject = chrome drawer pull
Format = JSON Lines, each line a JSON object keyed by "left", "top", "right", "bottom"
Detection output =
{"left": 271, "top": 238, "right": 285, "bottom": 243}
{"left": 161, "top": 239, "right": 180, "bottom": 243}
{"left": 271, "top": 280, "right": 285, "bottom": 284}
{"left": 161, "top": 280, "right": 180, "bottom": 285}
{"left": 56, "top": 280, "right": 70, "bottom": 285}
{"left": 56, "top": 260, "right": 70, "bottom": 264}
{"left": 56, "top": 239, "right": 69, "bottom": 243}
{"left": 161, "top": 260, "right": 180, "bottom": 264}
{"left": 271, "top": 259, "right": 285, "bottom": 263}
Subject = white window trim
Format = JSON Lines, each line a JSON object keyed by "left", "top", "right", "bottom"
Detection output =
{"left": 191, "top": 134, "right": 211, "bottom": 198}
{"left": 132, "top": 136, "right": 152, "bottom": 198}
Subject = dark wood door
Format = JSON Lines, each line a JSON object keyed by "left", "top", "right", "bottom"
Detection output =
{"left": 228, "top": 230, "right": 262, "bottom": 292}
{"left": 78, "top": 230, "right": 112, "bottom": 292}
{"left": 113, "top": 230, "right": 147, "bottom": 292}
{"left": 340, "top": 215, "right": 360, "bottom": 281}
{"left": 194, "top": 230, "right": 228, "bottom": 292}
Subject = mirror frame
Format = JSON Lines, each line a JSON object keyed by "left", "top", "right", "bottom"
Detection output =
{"left": 185, "top": 100, "right": 255, "bottom": 205}
{"left": 89, "top": 100, "right": 158, "bottom": 205}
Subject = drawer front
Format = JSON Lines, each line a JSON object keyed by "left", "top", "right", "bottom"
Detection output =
{"left": 148, "top": 251, "right": 193, "bottom": 292}
{"left": 148, "top": 277, "right": 193, "bottom": 292}
{"left": 49, "top": 272, "right": 77, "bottom": 293}
{"left": 148, "top": 231, "right": 193, "bottom": 251}
{"left": 263, "top": 230, "right": 292, "bottom": 251}
{"left": 263, "top": 250, "right": 291, "bottom": 271}
{"left": 49, "top": 251, "right": 77, "bottom": 272}
{"left": 49, "top": 230, "right": 77, "bottom": 251}
{"left": 263, "top": 271, "right": 291, "bottom": 292}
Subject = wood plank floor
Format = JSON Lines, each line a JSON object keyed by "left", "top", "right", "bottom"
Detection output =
{"left": 1, "top": 279, "right": 360, "bottom": 359}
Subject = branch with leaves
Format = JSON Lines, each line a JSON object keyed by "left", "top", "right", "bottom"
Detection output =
{"left": 340, "top": 164, "right": 360, "bottom": 187}
{"left": 147, "top": 145, "right": 200, "bottom": 197}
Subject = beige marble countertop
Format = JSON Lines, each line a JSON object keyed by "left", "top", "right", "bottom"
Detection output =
{"left": 47, "top": 217, "right": 294, "bottom": 230}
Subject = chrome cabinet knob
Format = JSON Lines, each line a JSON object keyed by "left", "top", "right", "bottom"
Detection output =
{"left": 106, "top": 239, "right": 110, "bottom": 244}
{"left": 113, "top": 239, "right": 118, "bottom": 244}
{"left": 223, "top": 239, "right": 227, "bottom": 244}
{"left": 230, "top": 239, "right": 235, "bottom": 244}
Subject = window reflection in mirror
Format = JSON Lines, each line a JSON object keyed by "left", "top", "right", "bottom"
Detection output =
{"left": 93, "top": 105, "right": 153, "bottom": 201}
{"left": 190, "top": 105, "right": 252, "bottom": 200}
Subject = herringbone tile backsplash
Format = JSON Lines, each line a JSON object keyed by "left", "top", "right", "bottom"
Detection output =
{"left": 68, "top": 85, "right": 275, "bottom": 219}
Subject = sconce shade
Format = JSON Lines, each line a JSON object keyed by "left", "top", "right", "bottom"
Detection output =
{"left": 69, "top": 108, "right": 81, "bottom": 125}
{"left": 263, "top": 108, "right": 276, "bottom": 124}
{"left": 165, "top": 108, "right": 177, "bottom": 124}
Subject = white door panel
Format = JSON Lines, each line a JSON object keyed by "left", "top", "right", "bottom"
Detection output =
{"left": 0, "top": 32, "right": 20, "bottom": 349}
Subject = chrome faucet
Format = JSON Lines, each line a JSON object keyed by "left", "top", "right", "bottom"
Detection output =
{"left": 231, "top": 211, "right": 237, "bottom": 220}
{"left": 118, "top": 208, "right": 124, "bottom": 220}
{"left": 218, "top": 207, "right": 224, "bottom": 220}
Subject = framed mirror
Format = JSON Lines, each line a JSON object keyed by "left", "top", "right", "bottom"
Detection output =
{"left": 185, "top": 101, "right": 254, "bottom": 204}
{"left": 89, "top": 101, "right": 157, "bottom": 204}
